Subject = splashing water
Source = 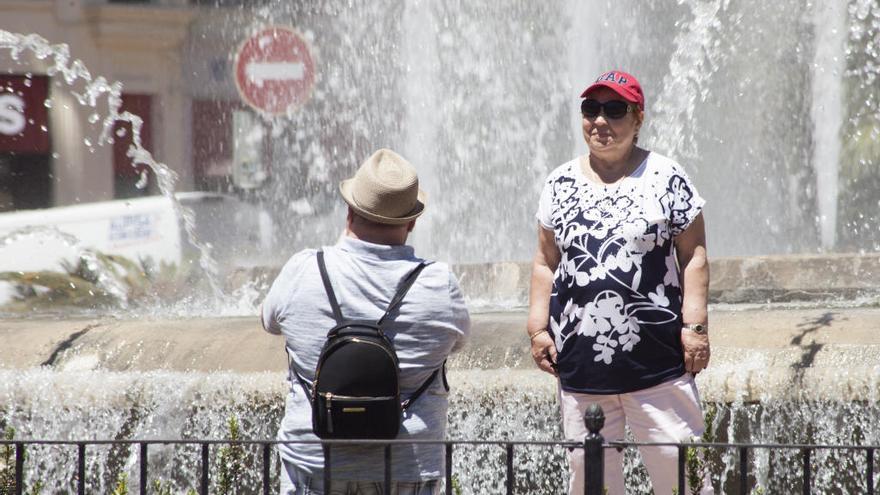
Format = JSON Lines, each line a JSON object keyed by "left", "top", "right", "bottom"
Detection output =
{"left": 0, "top": 225, "right": 129, "bottom": 304}
{"left": 0, "top": 31, "right": 236, "bottom": 313}
{"left": 181, "top": 0, "right": 880, "bottom": 265}
{"left": 3, "top": 366, "right": 880, "bottom": 493}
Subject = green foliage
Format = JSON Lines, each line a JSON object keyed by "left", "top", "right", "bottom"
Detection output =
{"left": 0, "top": 249, "right": 202, "bottom": 313}
{"left": 150, "top": 478, "right": 196, "bottom": 495}
{"left": 151, "top": 479, "right": 171, "bottom": 495}
{"left": 0, "top": 426, "right": 43, "bottom": 495}
{"left": 0, "top": 426, "right": 14, "bottom": 495}
{"left": 217, "top": 415, "right": 247, "bottom": 495}
{"left": 450, "top": 473, "right": 463, "bottom": 495}
{"left": 110, "top": 473, "right": 129, "bottom": 495}
{"left": 682, "top": 403, "right": 718, "bottom": 494}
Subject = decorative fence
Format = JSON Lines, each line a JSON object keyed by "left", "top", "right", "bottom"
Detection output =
{"left": 1, "top": 404, "right": 877, "bottom": 495}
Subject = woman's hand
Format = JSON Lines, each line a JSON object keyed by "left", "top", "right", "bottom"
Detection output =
{"left": 681, "top": 328, "right": 710, "bottom": 373}
{"left": 530, "top": 331, "right": 558, "bottom": 376}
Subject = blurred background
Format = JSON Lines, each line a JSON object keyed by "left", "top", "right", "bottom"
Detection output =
{"left": 0, "top": 0, "right": 878, "bottom": 313}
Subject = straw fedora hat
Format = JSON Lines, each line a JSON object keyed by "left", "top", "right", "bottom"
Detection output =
{"left": 339, "top": 148, "right": 427, "bottom": 225}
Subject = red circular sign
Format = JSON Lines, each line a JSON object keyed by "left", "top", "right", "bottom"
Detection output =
{"left": 234, "top": 27, "right": 316, "bottom": 115}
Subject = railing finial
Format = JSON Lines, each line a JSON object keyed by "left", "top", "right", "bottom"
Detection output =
{"left": 584, "top": 403, "right": 605, "bottom": 434}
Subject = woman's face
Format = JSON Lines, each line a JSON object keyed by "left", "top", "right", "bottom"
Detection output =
{"left": 581, "top": 87, "right": 644, "bottom": 161}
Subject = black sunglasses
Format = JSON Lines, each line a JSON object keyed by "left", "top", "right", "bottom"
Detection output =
{"left": 580, "top": 99, "right": 635, "bottom": 120}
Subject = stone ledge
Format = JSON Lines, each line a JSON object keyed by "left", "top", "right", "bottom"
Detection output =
{"left": 229, "top": 253, "right": 880, "bottom": 307}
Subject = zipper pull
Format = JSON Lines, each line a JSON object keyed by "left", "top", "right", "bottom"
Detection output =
{"left": 326, "top": 392, "right": 333, "bottom": 433}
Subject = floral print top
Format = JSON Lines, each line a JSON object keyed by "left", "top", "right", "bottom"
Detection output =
{"left": 536, "top": 152, "right": 705, "bottom": 394}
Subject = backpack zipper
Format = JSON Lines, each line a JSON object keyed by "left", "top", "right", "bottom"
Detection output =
{"left": 313, "top": 336, "right": 401, "bottom": 409}
{"left": 326, "top": 392, "right": 333, "bottom": 433}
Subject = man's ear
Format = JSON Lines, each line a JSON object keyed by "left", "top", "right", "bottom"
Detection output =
{"left": 407, "top": 219, "right": 417, "bottom": 233}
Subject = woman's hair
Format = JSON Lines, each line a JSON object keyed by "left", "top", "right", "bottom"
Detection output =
{"left": 633, "top": 108, "right": 644, "bottom": 144}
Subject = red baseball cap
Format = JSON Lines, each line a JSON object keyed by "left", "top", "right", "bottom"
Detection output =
{"left": 580, "top": 70, "right": 644, "bottom": 110}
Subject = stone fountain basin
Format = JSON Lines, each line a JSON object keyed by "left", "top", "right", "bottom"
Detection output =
{"left": 1, "top": 306, "right": 878, "bottom": 403}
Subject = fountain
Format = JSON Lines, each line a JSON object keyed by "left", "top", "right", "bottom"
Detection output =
{"left": 1, "top": 0, "right": 880, "bottom": 493}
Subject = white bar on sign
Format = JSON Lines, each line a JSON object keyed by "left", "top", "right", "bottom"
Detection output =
{"left": 246, "top": 62, "right": 305, "bottom": 81}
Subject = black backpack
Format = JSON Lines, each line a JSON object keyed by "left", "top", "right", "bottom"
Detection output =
{"left": 288, "top": 250, "right": 442, "bottom": 440}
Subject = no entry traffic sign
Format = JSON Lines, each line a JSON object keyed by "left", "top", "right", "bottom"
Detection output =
{"left": 234, "top": 26, "right": 316, "bottom": 115}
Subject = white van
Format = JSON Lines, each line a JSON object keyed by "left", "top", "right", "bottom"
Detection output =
{"left": 0, "top": 192, "right": 270, "bottom": 274}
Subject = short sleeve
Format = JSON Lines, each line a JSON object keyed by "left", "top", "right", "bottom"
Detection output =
{"left": 447, "top": 270, "right": 471, "bottom": 353}
{"left": 663, "top": 165, "right": 706, "bottom": 237}
{"left": 260, "top": 250, "right": 313, "bottom": 334}
{"left": 535, "top": 178, "right": 555, "bottom": 230}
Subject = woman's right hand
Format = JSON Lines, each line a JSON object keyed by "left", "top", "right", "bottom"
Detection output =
{"left": 530, "top": 331, "right": 558, "bottom": 376}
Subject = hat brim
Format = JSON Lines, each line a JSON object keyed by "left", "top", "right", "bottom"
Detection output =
{"left": 580, "top": 82, "right": 644, "bottom": 110}
{"left": 339, "top": 179, "right": 427, "bottom": 225}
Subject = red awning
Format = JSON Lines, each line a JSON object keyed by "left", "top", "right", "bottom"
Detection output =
{"left": 0, "top": 75, "right": 50, "bottom": 154}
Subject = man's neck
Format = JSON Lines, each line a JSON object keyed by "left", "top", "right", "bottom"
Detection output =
{"left": 345, "top": 229, "right": 408, "bottom": 246}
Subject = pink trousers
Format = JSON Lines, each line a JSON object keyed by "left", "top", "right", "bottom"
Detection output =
{"left": 560, "top": 374, "right": 714, "bottom": 495}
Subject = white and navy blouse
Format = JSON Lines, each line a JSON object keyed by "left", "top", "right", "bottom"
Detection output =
{"left": 536, "top": 152, "right": 705, "bottom": 394}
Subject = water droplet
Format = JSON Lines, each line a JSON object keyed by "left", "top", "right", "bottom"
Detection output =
{"left": 88, "top": 113, "right": 100, "bottom": 124}
{"left": 43, "top": 99, "right": 53, "bottom": 109}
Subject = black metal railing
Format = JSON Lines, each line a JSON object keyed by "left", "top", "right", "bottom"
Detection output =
{"left": 2, "top": 404, "right": 877, "bottom": 495}
{"left": 583, "top": 404, "right": 878, "bottom": 495}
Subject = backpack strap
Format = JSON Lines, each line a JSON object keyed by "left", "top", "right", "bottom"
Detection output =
{"left": 286, "top": 346, "right": 313, "bottom": 398}
{"left": 377, "top": 262, "right": 428, "bottom": 327}
{"left": 401, "top": 360, "right": 446, "bottom": 412}
{"left": 316, "top": 250, "right": 344, "bottom": 323}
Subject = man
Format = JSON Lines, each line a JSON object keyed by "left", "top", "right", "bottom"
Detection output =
{"left": 262, "top": 148, "right": 470, "bottom": 495}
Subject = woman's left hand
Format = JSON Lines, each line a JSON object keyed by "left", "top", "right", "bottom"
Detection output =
{"left": 681, "top": 328, "right": 710, "bottom": 374}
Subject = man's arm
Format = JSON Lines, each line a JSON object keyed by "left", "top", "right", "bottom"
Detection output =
{"left": 260, "top": 303, "right": 282, "bottom": 335}
{"left": 448, "top": 269, "right": 471, "bottom": 353}
{"left": 675, "top": 212, "right": 710, "bottom": 373}
{"left": 260, "top": 250, "right": 313, "bottom": 336}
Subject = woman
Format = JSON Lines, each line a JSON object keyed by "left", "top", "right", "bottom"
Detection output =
{"left": 527, "top": 70, "right": 712, "bottom": 494}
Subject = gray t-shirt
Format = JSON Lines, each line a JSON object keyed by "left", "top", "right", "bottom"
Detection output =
{"left": 262, "top": 236, "right": 470, "bottom": 481}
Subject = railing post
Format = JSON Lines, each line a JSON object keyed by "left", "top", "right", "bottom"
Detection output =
{"left": 445, "top": 443, "right": 453, "bottom": 495}
{"left": 583, "top": 403, "right": 605, "bottom": 495}
{"left": 323, "top": 444, "right": 332, "bottom": 493}
{"left": 263, "top": 442, "right": 271, "bottom": 495}
{"left": 140, "top": 443, "right": 148, "bottom": 495}
{"left": 15, "top": 443, "right": 24, "bottom": 495}
{"left": 77, "top": 443, "right": 85, "bottom": 495}
{"left": 200, "top": 443, "right": 209, "bottom": 495}
{"left": 677, "top": 445, "right": 686, "bottom": 495}
{"left": 802, "top": 448, "right": 811, "bottom": 495}
{"left": 739, "top": 446, "right": 749, "bottom": 495}
{"left": 506, "top": 443, "right": 514, "bottom": 495}
{"left": 868, "top": 448, "right": 875, "bottom": 495}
